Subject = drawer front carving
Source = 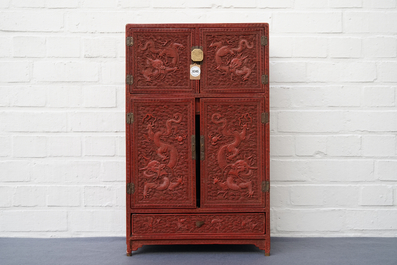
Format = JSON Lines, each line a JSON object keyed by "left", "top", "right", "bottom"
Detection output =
{"left": 133, "top": 213, "right": 264, "bottom": 234}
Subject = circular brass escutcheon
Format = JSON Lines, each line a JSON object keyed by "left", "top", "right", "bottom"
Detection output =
{"left": 191, "top": 48, "right": 204, "bottom": 62}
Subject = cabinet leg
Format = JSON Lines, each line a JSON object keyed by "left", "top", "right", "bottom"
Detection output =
{"left": 127, "top": 243, "right": 132, "bottom": 256}
{"left": 265, "top": 252, "right": 270, "bottom": 256}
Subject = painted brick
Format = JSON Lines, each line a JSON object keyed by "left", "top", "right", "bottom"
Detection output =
{"left": 48, "top": 136, "right": 82, "bottom": 157}
{"left": 270, "top": 87, "right": 292, "bottom": 108}
{"left": 360, "top": 185, "right": 393, "bottom": 205}
{"left": 13, "top": 136, "right": 47, "bottom": 158}
{"left": 363, "top": 37, "right": 397, "bottom": 58}
{"left": 377, "top": 161, "right": 397, "bottom": 181}
{"left": 278, "top": 111, "right": 346, "bottom": 133}
{"left": 68, "top": 12, "right": 130, "bottom": 33}
{"left": 12, "top": 0, "right": 45, "bottom": 7}
{"left": 362, "top": 87, "right": 395, "bottom": 107}
{"left": 117, "top": 136, "right": 126, "bottom": 157}
{"left": 47, "top": 186, "right": 81, "bottom": 207}
{"left": 362, "top": 135, "right": 396, "bottom": 157}
{"left": 329, "top": 0, "right": 362, "bottom": 7}
{"left": 344, "top": 12, "right": 397, "bottom": 33}
{"left": 0, "top": 37, "right": 11, "bottom": 57}
{"left": 13, "top": 186, "right": 47, "bottom": 207}
{"left": 270, "top": 62, "right": 306, "bottom": 83}
{"left": 347, "top": 210, "right": 397, "bottom": 230}
{"left": 47, "top": 37, "right": 80, "bottom": 58}
{"left": 9, "top": 86, "right": 46, "bottom": 107}
{"left": 0, "top": 0, "right": 10, "bottom": 8}
{"left": 270, "top": 185, "right": 290, "bottom": 207}
{"left": 47, "top": 0, "right": 79, "bottom": 8}
{"left": 295, "top": 136, "right": 327, "bottom": 157}
{"left": 84, "top": 136, "right": 116, "bottom": 156}
{"left": 294, "top": 0, "right": 328, "bottom": 8}
{"left": 363, "top": 0, "right": 396, "bottom": 8}
{"left": 323, "top": 186, "right": 360, "bottom": 207}
{"left": 329, "top": 37, "right": 362, "bottom": 58}
{"left": 31, "top": 161, "right": 100, "bottom": 183}
{"left": 100, "top": 161, "right": 125, "bottom": 182}
{"left": 115, "top": 86, "right": 125, "bottom": 109}
{"left": 13, "top": 36, "right": 45, "bottom": 58}
{"left": 114, "top": 185, "right": 126, "bottom": 207}
{"left": 69, "top": 210, "right": 124, "bottom": 232}
{"left": 80, "top": 0, "right": 117, "bottom": 8}
{"left": 0, "top": 136, "right": 11, "bottom": 157}
{"left": 0, "top": 112, "right": 67, "bottom": 132}
{"left": 82, "top": 86, "right": 117, "bottom": 108}
{"left": 1, "top": 211, "right": 68, "bottom": 232}
{"left": 84, "top": 38, "right": 117, "bottom": 58}
{"left": 293, "top": 37, "right": 327, "bottom": 58}
{"left": 273, "top": 12, "right": 342, "bottom": 33}
{"left": 34, "top": 62, "right": 99, "bottom": 82}
{"left": 0, "top": 161, "right": 31, "bottom": 182}
{"left": 47, "top": 86, "right": 83, "bottom": 108}
{"left": 326, "top": 136, "right": 361, "bottom": 157}
{"left": 152, "top": 0, "right": 186, "bottom": 8}
{"left": 307, "top": 62, "right": 376, "bottom": 82}
{"left": 379, "top": 62, "right": 397, "bottom": 82}
{"left": 0, "top": 186, "right": 14, "bottom": 207}
{"left": 84, "top": 186, "right": 114, "bottom": 207}
{"left": 0, "top": 62, "right": 31, "bottom": 83}
{"left": 276, "top": 210, "right": 344, "bottom": 232}
{"left": 0, "top": 11, "right": 64, "bottom": 32}
{"left": 270, "top": 136, "right": 295, "bottom": 156}
{"left": 204, "top": 11, "right": 272, "bottom": 23}
{"left": 224, "top": 0, "right": 256, "bottom": 8}
{"left": 119, "top": 0, "right": 150, "bottom": 8}
{"left": 290, "top": 186, "right": 324, "bottom": 206}
{"left": 269, "top": 37, "right": 293, "bottom": 58}
{"left": 346, "top": 111, "right": 397, "bottom": 132}
{"left": 101, "top": 61, "right": 124, "bottom": 84}
{"left": 69, "top": 112, "right": 124, "bottom": 132}
{"left": 257, "top": 0, "right": 293, "bottom": 8}
{"left": 0, "top": 87, "right": 9, "bottom": 106}
{"left": 270, "top": 160, "right": 308, "bottom": 182}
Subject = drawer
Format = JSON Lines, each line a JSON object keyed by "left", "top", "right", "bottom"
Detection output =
{"left": 133, "top": 213, "right": 265, "bottom": 235}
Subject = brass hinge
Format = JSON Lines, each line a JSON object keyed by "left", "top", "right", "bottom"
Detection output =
{"left": 126, "top": 113, "right": 134, "bottom": 124}
{"left": 261, "top": 112, "right": 269, "bottom": 124}
{"left": 126, "top": 37, "right": 133, "bottom": 46}
{"left": 191, "top": 135, "right": 196, "bottom": 160}
{"left": 262, "top": 181, "right": 270, "bottom": 193}
{"left": 200, "top": 135, "right": 205, "bottom": 161}
{"left": 126, "top": 75, "right": 133, "bottom": 85}
{"left": 261, "top": 74, "right": 268, "bottom": 85}
{"left": 127, "top": 183, "right": 135, "bottom": 195}
{"left": 261, "top": 36, "right": 268, "bottom": 46}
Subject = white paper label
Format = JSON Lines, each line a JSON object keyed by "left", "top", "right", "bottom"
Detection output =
{"left": 190, "top": 66, "right": 201, "bottom": 77}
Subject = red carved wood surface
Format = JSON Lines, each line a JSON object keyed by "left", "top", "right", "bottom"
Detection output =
{"left": 200, "top": 27, "right": 265, "bottom": 94}
{"left": 133, "top": 213, "right": 264, "bottom": 234}
{"left": 130, "top": 97, "right": 195, "bottom": 208}
{"left": 127, "top": 27, "right": 194, "bottom": 93}
{"left": 201, "top": 98, "right": 265, "bottom": 208}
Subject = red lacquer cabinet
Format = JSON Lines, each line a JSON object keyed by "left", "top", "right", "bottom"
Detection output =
{"left": 126, "top": 23, "right": 270, "bottom": 256}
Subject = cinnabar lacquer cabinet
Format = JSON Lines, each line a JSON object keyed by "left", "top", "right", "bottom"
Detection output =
{"left": 126, "top": 23, "right": 270, "bottom": 256}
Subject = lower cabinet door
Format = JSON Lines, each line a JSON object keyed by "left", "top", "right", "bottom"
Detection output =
{"left": 128, "top": 97, "right": 196, "bottom": 208}
{"left": 200, "top": 97, "right": 266, "bottom": 208}
{"left": 132, "top": 213, "right": 265, "bottom": 235}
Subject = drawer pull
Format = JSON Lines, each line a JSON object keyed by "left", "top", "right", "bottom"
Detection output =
{"left": 196, "top": 221, "right": 205, "bottom": 228}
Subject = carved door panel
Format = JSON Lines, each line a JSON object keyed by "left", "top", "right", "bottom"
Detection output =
{"left": 126, "top": 25, "right": 195, "bottom": 94}
{"left": 199, "top": 25, "right": 268, "bottom": 94}
{"left": 129, "top": 97, "right": 196, "bottom": 208}
{"left": 200, "top": 98, "right": 266, "bottom": 208}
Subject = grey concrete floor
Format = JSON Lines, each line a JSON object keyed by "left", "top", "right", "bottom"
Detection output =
{"left": 0, "top": 237, "right": 396, "bottom": 265}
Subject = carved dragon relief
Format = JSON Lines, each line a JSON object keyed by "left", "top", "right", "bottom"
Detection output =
{"left": 139, "top": 113, "right": 185, "bottom": 199}
{"left": 210, "top": 112, "right": 258, "bottom": 200}
{"left": 209, "top": 39, "right": 255, "bottom": 81}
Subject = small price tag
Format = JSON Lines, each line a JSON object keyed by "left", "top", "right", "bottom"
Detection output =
{"left": 190, "top": 64, "right": 201, "bottom": 80}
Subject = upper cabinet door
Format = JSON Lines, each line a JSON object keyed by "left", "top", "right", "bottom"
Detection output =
{"left": 199, "top": 24, "right": 268, "bottom": 94}
{"left": 128, "top": 97, "right": 196, "bottom": 208}
{"left": 126, "top": 25, "right": 195, "bottom": 94}
{"left": 200, "top": 97, "right": 266, "bottom": 208}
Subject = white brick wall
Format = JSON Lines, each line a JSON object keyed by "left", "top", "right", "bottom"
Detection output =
{"left": 0, "top": 1, "right": 396, "bottom": 238}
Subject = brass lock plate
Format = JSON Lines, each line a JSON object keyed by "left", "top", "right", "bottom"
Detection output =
{"left": 191, "top": 48, "right": 203, "bottom": 62}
